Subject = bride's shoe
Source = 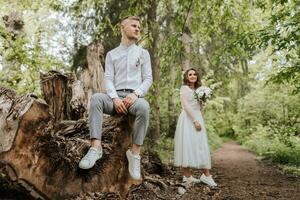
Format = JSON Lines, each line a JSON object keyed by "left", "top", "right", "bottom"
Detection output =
{"left": 199, "top": 174, "right": 217, "bottom": 187}
{"left": 183, "top": 175, "right": 201, "bottom": 184}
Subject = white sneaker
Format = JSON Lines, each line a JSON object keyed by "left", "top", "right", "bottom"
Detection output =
{"left": 126, "top": 149, "right": 141, "bottom": 180}
{"left": 78, "top": 147, "right": 102, "bottom": 169}
{"left": 200, "top": 174, "right": 217, "bottom": 187}
{"left": 183, "top": 175, "right": 201, "bottom": 184}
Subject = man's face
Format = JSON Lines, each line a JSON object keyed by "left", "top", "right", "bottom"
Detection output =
{"left": 121, "top": 19, "right": 140, "bottom": 41}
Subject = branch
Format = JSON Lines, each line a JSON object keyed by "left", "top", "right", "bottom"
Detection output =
{"left": 181, "top": 0, "right": 193, "bottom": 34}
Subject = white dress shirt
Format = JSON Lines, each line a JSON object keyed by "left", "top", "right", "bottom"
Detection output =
{"left": 104, "top": 43, "right": 153, "bottom": 99}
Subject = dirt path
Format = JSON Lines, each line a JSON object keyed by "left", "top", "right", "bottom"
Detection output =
{"left": 131, "top": 141, "right": 300, "bottom": 200}
{"left": 208, "top": 141, "right": 300, "bottom": 200}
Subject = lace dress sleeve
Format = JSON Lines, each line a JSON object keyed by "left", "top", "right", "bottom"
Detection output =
{"left": 180, "top": 86, "right": 196, "bottom": 122}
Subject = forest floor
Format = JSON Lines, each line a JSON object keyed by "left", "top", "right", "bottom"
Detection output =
{"left": 199, "top": 141, "right": 300, "bottom": 200}
{"left": 1, "top": 141, "right": 299, "bottom": 200}
{"left": 124, "top": 141, "right": 300, "bottom": 200}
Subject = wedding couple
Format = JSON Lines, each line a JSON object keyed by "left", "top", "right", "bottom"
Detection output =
{"left": 78, "top": 16, "right": 217, "bottom": 187}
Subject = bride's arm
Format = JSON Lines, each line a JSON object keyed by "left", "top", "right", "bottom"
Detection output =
{"left": 180, "top": 86, "right": 196, "bottom": 122}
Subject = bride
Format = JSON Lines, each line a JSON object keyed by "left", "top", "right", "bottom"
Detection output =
{"left": 174, "top": 68, "right": 217, "bottom": 187}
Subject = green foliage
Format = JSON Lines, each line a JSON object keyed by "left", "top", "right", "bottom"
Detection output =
{"left": 246, "top": 0, "right": 300, "bottom": 92}
{"left": 242, "top": 124, "right": 300, "bottom": 166}
{"left": 0, "top": 22, "right": 64, "bottom": 95}
{"left": 0, "top": 1, "right": 66, "bottom": 95}
{"left": 268, "top": 61, "right": 300, "bottom": 93}
{"left": 144, "top": 136, "right": 174, "bottom": 165}
{"left": 234, "top": 82, "right": 300, "bottom": 167}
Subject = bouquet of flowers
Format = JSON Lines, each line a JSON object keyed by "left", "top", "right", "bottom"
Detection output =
{"left": 194, "top": 86, "right": 212, "bottom": 103}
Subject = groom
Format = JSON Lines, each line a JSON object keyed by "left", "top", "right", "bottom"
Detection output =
{"left": 79, "top": 16, "right": 153, "bottom": 180}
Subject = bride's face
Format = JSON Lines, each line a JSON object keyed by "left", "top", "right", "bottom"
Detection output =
{"left": 187, "top": 70, "right": 197, "bottom": 85}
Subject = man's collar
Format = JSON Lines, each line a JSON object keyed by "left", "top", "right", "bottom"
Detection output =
{"left": 119, "top": 43, "right": 136, "bottom": 50}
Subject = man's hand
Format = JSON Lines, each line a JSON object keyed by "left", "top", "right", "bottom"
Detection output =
{"left": 194, "top": 121, "right": 202, "bottom": 131}
{"left": 123, "top": 93, "right": 138, "bottom": 109}
{"left": 113, "top": 98, "right": 128, "bottom": 114}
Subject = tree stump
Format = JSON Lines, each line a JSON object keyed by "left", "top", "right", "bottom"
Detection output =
{"left": 40, "top": 70, "right": 85, "bottom": 122}
{"left": 0, "top": 86, "right": 141, "bottom": 199}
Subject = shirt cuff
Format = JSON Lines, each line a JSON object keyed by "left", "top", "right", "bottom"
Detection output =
{"left": 108, "top": 92, "right": 119, "bottom": 99}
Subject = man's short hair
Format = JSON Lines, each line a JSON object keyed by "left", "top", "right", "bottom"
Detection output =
{"left": 120, "top": 16, "right": 140, "bottom": 24}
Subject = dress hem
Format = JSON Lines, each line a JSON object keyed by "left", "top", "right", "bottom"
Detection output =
{"left": 174, "top": 164, "right": 211, "bottom": 170}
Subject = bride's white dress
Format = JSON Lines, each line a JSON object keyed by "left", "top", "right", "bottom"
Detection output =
{"left": 174, "top": 85, "right": 211, "bottom": 169}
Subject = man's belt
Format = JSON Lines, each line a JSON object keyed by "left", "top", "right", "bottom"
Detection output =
{"left": 116, "top": 89, "right": 134, "bottom": 93}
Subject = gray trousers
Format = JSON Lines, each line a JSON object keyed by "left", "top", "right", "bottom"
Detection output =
{"left": 89, "top": 91, "right": 150, "bottom": 145}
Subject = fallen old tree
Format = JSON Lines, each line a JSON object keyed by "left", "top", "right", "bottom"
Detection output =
{"left": 0, "top": 70, "right": 141, "bottom": 199}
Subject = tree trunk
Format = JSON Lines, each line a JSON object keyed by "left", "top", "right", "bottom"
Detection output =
{"left": 79, "top": 42, "right": 105, "bottom": 113}
{"left": 167, "top": 65, "right": 178, "bottom": 137}
{"left": 72, "top": 42, "right": 105, "bottom": 115}
{"left": 0, "top": 86, "right": 142, "bottom": 199}
{"left": 238, "top": 59, "right": 250, "bottom": 97}
{"left": 166, "top": 16, "right": 180, "bottom": 138}
{"left": 40, "top": 70, "right": 84, "bottom": 122}
{"left": 146, "top": 0, "right": 161, "bottom": 141}
{"left": 182, "top": 32, "right": 192, "bottom": 71}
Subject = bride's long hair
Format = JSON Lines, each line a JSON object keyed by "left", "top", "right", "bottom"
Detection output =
{"left": 183, "top": 68, "right": 202, "bottom": 89}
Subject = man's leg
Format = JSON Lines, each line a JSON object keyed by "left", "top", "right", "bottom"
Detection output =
{"left": 126, "top": 98, "right": 150, "bottom": 179}
{"left": 89, "top": 93, "right": 114, "bottom": 141}
{"left": 79, "top": 93, "right": 114, "bottom": 169}
{"left": 129, "top": 98, "right": 150, "bottom": 147}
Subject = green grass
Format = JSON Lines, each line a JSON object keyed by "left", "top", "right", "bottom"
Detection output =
{"left": 238, "top": 130, "right": 300, "bottom": 176}
{"left": 280, "top": 165, "right": 300, "bottom": 176}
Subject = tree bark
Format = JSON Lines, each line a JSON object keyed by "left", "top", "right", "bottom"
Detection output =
{"left": 79, "top": 42, "right": 105, "bottom": 113}
{"left": 40, "top": 70, "right": 83, "bottom": 122}
{"left": 238, "top": 59, "right": 250, "bottom": 97}
{"left": 72, "top": 42, "right": 105, "bottom": 115}
{"left": 167, "top": 66, "right": 178, "bottom": 137}
{"left": 182, "top": 32, "right": 192, "bottom": 71}
{"left": 146, "top": 0, "right": 161, "bottom": 141}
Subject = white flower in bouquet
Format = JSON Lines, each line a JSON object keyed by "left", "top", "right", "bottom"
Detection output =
{"left": 194, "top": 86, "right": 212, "bottom": 103}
